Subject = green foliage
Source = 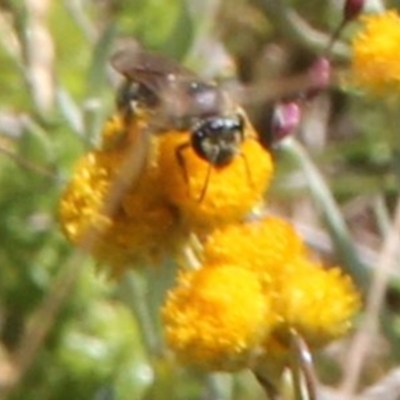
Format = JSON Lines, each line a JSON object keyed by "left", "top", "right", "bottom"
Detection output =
{"left": 0, "top": 0, "right": 398, "bottom": 399}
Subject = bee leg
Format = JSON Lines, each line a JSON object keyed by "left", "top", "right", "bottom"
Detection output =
{"left": 197, "top": 148, "right": 221, "bottom": 203}
{"left": 197, "top": 162, "right": 213, "bottom": 203}
{"left": 175, "top": 142, "right": 192, "bottom": 197}
{"left": 239, "top": 151, "right": 254, "bottom": 190}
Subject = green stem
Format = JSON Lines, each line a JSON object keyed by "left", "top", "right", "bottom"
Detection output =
{"left": 280, "top": 139, "right": 369, "bottom": 292}
{"left": 117, "top": 271, "right": 161, "bottom": 356}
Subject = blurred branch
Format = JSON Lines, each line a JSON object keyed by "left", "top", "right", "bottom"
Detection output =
{"left": 204, "top": 373, "right": 233, "bottom": 400}
{"left": 294, "top": 222, "right": 383, "bottom": 277}
{"left": 358, "top": 367, "right": 400, "bottom": 400}
{"left": 0, "top": 6, "right": 26, "bottom": 78}
{"left": 24, "top": 0, "right": 55, "bottom": 114}
{"left": 0, "top": 144, "right": 58, "bottom": 180}
{"left": 339, "top": 197, "right": 400, "bottom": 396}
{"left": 0, "top": 113, "right": 61, "bottom": 180}
{"left": 63, "top": 0, "right": 97, "bottom": 43}
{"left": 183, "top": 0, "right": 221, "bottom": 65}
{"left": 1, "top": 0, "right": 55, "bottom": 116}
{"left": 55, "top": 86, "right": 85, "bottom": 136}
{"left": 290, "top": 331, "right": 317, "bottom": 400}
{"left": 319, "top": 367, "right": 400, "bottom": 400}
{"left": 258, "top": 0, "right": 350, "bottom": 60}
{"left": 372, "top": 195, "right": 392, "bottom": 239}
{"left": 117, "top": 272, "right": 161, "bottom": 356}
{"left": 280, "top": 138, "right": 370, "bottom": 292}
{"left": 0, "top": 249, "right": 88, "bottom": 399}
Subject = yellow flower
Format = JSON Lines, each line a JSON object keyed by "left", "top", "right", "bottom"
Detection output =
{"left": 59, "top": 149, "right": 181, "bottom": 274}
{"left": 100, "top": 114, "right": 127, "bottom": 150}
{"left": 162, "top": 264, "right": 273, "bottom": 370}
{"left": 59, "top": 150, "right": 121, "bottom": 243}
{"left": 202, "top": 216, "right": 306, "bottom": 286}
{"left": 271, "top": 257, "right": 361, "bottom": 348}
{"left": 200, "top": 218, "right": 360, "bottom": 358}
{"left": 351, "top": 10, "right": 400, "bottom": 94}
{"left": 157, "top": 121, "right": 274, "bottom": 232}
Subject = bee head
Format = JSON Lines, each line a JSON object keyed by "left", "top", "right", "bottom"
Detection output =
{"left": 190, "top": 113, "right": 244, "bottom": 166}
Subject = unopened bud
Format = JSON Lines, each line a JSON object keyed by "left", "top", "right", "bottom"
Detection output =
{"left": 271, "top": 101, "right": 301, "bottom": 142}
{"left": 306, "top": 57, "right": 332, "bottom": 98}
{"left": 344, "top": 0, "right": 364, "bottom": 22}
{"left": 326, "top": 0, "right": 363, "bottom": 55}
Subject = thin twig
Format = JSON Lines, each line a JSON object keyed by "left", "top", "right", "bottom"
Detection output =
{"left": 259, "top": 0, "right": 350, "bottom": 60}
{"left": 23, "top": 0, "right": 55, "bottom": 114}
{"left": 281, "top": 139, "right": 370, "bottom": 292}
{"left": 0, "top": 145, "right": 58, "bottom": 180}
{"left": 63, "top": 0, "right": 97, "bottom": 42}
{"left": 290, "top": 331, "right": 317, "bottom": 400}
{"left": 339, "top": 197, "right": 400, "bottom": 396}
{"left": 318, "top": 367, "right": 400, "bottom": 400}
{"left": 118, "top": 272, "right": 161, "bottom": 356}
{"left": 255, "top": 372, "right": 280, "bottom": 400}
{"left": 0, "top": 249, "right": 88, "bottom": 399}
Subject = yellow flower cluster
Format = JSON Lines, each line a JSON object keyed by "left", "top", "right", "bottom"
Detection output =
{"left": 59, "top": 64, "right": 361, "bottom": 376}
{"left": 162, "top": 216, "right": 361, "bottom": 370}
{"left": 163, "top": 264, "right": 271, "bottom": 370}
{"left": 59, "top": 108, "right": 273, "bottom": 273}
{"left": 157, "top": 133, "right": 273, "bottom": 232}
{"left": 58, "top": 143, "right": 181, "bottom": 275}
{"left": 351, "top": 10, "right": 400, "bottom": 94}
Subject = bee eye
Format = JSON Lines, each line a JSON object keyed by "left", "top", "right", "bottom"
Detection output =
{"left": 190, "top": 115, "right": 244, "bottom": 166}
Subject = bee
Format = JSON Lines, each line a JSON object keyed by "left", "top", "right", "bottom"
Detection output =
{"left": 111, "top": 44, "right": 250, "bottom": 201}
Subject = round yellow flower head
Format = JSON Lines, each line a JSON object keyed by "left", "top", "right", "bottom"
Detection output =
{"left": 59, "top": 148, "right": 180, "bottom": 275}
{"left": 156, "top": 122, "right": 274, "bottom": 232}
{"left": 162, "top": 263, "right": 272, "bottom": 370}
{"left": 202, "top": 216, "right": 306, "bottom": 286}
{"left": 271, "top": 257, "right": 361, "bottom": 348}
{"left": 351, "top": 10, "right": 400, "bottom": 94}
{"left": 59, "top": 150, "right": 122, "bottom": 243}
{"left": 101, "top": 114, "right": 127, "bottom": 150}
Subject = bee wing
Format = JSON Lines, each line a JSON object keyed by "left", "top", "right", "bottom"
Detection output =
{"left": 111, "top": 43, "right": 238, "bottom": 131}
{"left": 111, "top": 46, "right": 199, "bottom": 97}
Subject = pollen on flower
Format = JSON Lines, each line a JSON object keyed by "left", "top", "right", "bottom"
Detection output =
{"left": 350, "top": 10, "right": 400, "bottom": 94}
{"left": 59, "top": 151, "right": 121, "bottom": 243}
{"left": 59, "top": 149, "right": 181, "bottom": 275}
{"left": 202, "top": 216, "right": 306, "bottom": 286}
{"left": 272, "top": 257, "right": 361, "bottom": 347}
{"left": 162, "top": 264, "right": 272, "bottom": 370}
{"left": 156, "top": 124, "right": 274, "bottom": 232}
{"left": 100, "top": 114, "right": 127, "bottom": 150}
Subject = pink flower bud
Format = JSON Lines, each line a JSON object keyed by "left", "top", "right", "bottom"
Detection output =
{"left": 308, "top": 57, "right": 331, "bottom": 93}
{"left": 344, "top": 0, "right": 364, "bottom": 22}
{"left": 271, "top": 101, "right": 301, "bottom": 142}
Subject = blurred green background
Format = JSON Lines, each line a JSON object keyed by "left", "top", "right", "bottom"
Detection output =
{"left": 0, "top": 0, "right": 399, "bottom": 399}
